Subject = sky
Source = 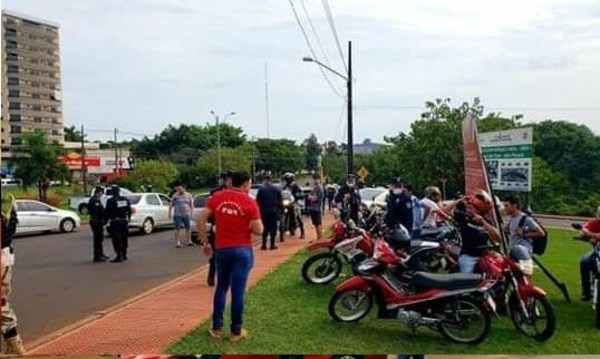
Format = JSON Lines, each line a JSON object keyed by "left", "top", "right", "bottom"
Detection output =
{"left": 3, "top": 0, "right": 600, "bottom": 143}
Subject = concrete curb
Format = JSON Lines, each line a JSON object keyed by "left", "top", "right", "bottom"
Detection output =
{"left": 533, "top": 213, "right": 589, "bottom": 221}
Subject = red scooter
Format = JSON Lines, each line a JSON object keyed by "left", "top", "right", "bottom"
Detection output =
{"left": 328, "top": 239, "right": 496, "bottom": 344}
{"left": 477, "top": 244, "right": 556, "bottom": 341}
{"left": 301, "top": 219, "right": 374, "bottom": 284}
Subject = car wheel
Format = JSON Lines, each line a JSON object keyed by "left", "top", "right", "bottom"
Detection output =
{"left": 141, "top": 218, "right": 154, "bottom": 235}
{"left": 78, "top": 204, "right": 89, "bottom": 215}
{"left": 60, "top": 218, "right": 76, "bottom": 233}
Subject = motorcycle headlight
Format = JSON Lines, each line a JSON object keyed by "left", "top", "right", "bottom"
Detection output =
{"left": 283, "top": 199, "right": 290, "bottom": 206}
{"left": 517, "top": 259, "right": 534, "bottom": 276}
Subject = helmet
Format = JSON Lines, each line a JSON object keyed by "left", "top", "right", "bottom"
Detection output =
{"left": 385, "top": 226, "right": 411, "bottom": 250}
{"left": 390, "top": 177, "right": 402, "bottom": 187}
{"left": 282, "top": 172, "right": 295, "bottom": 184}
{"left": 467, "top": 190, "right": 493, "bottom": 215}
{"left": 111, "top": 184, "right": 120, "bottom": 196}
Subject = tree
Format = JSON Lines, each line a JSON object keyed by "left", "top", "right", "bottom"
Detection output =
{"left": 532, "top": 120, "right": 600, "bottom": 189}
{"left": 13, "top": 131, "right": 69, "bottom": 201}
{"left": 303, "top": 133, "right": 322, "bottom": 172}
{"left": 254, "top": 138, "right": 304, "bottom": 175}
{"left": 195, "top": 145, "right": 253, "bottom": 188}
{"left": 128, "top": 159, "right": 179, "bottom": 193}
{"left": 322, "top": 153, "right": 346, "bottom": 184}
{"left": 64, "top": 125, "right": 83, "bottom": 142}
{"left": 132, "top": 123, "right": 246, "bottom": 164}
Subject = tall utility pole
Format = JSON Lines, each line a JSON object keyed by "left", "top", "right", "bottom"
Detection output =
{"left": 265, "top": 61, "right": 270, "bottom": 138}
{"left": 114, "top": 128, "right": 118, "bottom": 174}
{"left": 346, "top": 41, "right": 353, "bottom": 175}
{"left": 251, "top": 136, "right": 256, "bottom": 183}
{"left": 81, "top": 125, "right": 87, "bottom": 194}
{"left": 210, "top": 111, "right": 236, "bottom": 176}
{"left": 303, "top": 41, "right": 354, "bottom": 176}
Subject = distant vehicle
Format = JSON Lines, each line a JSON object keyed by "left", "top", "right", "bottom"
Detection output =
{"left": 14, "top": 199, "right": 81, "bottom": 236}
{"left": 124, "top": 193, "right": 175, "bottom": 235}
{"left": 1, "top": 178, "right": 22, "bottom": 188}
{"left": 190, "top": 193, "right": 212, "bottom": 243}
{"left": 359, "top": 186, "right": 387, "bottom": 207}
{"left": 69, "top": 186, "right": 133, "bottom": 215}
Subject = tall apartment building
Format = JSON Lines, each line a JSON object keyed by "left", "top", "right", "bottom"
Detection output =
{"left": 1, "top": 10, "right": 63, "bottom": 159}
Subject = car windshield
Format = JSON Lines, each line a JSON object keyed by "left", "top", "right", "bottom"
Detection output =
{"left": 194, "top": 194, "right": 208, "bottom": 208}
{"left": 360, "top": 188, "right": 385, "bottom": 200}
{"left": 124, "top": 195, "right": 142, "bottom": 204}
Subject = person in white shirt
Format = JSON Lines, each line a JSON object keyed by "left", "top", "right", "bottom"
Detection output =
{"left": 419, "top": 186, "right": 449, "bottom": 235}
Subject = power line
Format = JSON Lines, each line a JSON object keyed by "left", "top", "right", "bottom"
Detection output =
{"left": 300, "top": 0, "right": 335, "bottom": 77}
{"left": 321, "top": 0, "right": 348, "bottom": 75}
{"left": 288, "top": 0, "right": 344, "bottom": 98}
{"left": 355, "top": 105, "right": 600, "bottom": 111}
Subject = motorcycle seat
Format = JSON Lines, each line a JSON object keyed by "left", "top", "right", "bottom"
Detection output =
{"left": 411, "top": 272, "right": 482, "bottom": 291}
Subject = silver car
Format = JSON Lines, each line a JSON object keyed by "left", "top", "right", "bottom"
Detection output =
{"left": 190, "top": 193, "right": 212, "bottom": 242}
{"left": 124, "top": 193, "right": 175, "bottom": 235}
{"left": 14, "top": 199, "right": 81, "bottom": 235}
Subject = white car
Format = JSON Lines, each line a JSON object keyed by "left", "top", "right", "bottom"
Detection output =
{"left": 14, "top": 200, "right": 81, "bottom": 235}
{"left": 190, "top": 193, "right": 212, "bottom": 241}
{"left": 124, "top": 193, "right": 175, "bottom": 235}
{"left": 360, "top": 187, "right": 388, "bottom": 208}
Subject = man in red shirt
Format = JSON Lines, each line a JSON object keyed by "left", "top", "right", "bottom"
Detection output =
{"left": 580, "top": 205, "right": 600, "bottom": 301}
{"left": 197, "top": 171, "right": 263, "bottom": 342}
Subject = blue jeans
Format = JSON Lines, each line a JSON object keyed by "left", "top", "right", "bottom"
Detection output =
{"left": 459, "top": 254, "right": 480, "bottom": 273}
{"left": 212, "top": 246, "right": 254, "bottom": 334}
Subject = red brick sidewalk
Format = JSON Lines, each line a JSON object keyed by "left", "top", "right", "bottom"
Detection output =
{"left": 28, "top": 214, "right": 334, "bottom": 356}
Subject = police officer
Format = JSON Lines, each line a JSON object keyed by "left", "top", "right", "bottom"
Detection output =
{"left": 384, "top": 177, "right": 405, "bottom": 229}
{"left": 334, "top": 174, "right": 362, "bottom": 223}
{"left": 281, "top": 172, "right": 305, "bottom": 239}
{"left": 256, "top": 173, "right": 283, "bottom": 250}
{"left": 89, "top": 187, "right": 108, "bottom": 263}
{"left": 206, "top": 171, "right": 233, "bottom": 286}
{"left": 104, "top": 185, "right": 133, "bottom": 263}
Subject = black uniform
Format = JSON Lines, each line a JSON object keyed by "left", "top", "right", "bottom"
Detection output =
{"left": 206, "top": 185, "right": 226, "bottom": 285}
{"left": 334, "top": 184, "right": 361, "bottom": 223}
{"left": 385, "top": 191, "right": 414, "bottom": 231}
{"left": 282, "top": 182, "right": 305, "bottom": 238}
{"left": 88, "top": 195, "right": 107, "bottom": 261}
{"left": 256, "top": 183, "right": 283, "bottom": 249}
{"left": 104, "top": 195, "right": 132, "bottom": 262}
{"left": 1, "top": 208, "right": 18, "bottom": 250}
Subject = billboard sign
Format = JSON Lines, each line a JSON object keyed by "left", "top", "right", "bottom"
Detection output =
{"left": 478, "top": 127, "right": 533, "bottom": 192}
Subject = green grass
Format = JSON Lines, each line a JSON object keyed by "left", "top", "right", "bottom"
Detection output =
{"left": 166, "top": 228, "right": 599, "bottom": 354}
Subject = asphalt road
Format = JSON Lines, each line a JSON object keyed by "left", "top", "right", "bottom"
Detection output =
{"left": 11, "top": 225, "right": 210, "bottom": 344}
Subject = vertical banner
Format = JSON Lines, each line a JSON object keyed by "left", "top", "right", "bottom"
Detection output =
{"left": 462, "top": 114, "right": 500, "bottom": 230}
{"left": 479, "top": 127, "right": 533, "bottom": 192}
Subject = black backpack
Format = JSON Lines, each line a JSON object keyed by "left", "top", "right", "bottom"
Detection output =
{"left": 518, "top": 214, "right": 548, "bottom": 255}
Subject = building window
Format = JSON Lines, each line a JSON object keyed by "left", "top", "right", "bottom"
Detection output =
{"left": 8, "top": 90, "right": 20, "bottom": 98}
{"left": 9, "top": 114, "right": 21, "bottom": 122}
{"left": 8, "top": 103, "right": 20, "bottom": 110}
{"left": 51, "top": 118, "right": 60, "bottom": 124}
{"left": 34, "top": 117, "right": 42, "bottom": 123}
{"left": 32, "top": 105, "right": 42, "bottom": 111}
{"left": 7, "top": 65, "right": 19, "bottom": 73}
{"left": 51, "top": 130, "right": 60, "bottom": 136}
{"left": 10, "top": 126, "right": 21, "bottom": 134}
{"left": 8, "top": 78, "right": 19, "bottom": 86}
{"left": 11, "top": 138, "right": 22, "bottom": 146}
{"left": 7, "top": 53, "right": 18, "bottom": 61}
{"left": 32, "top": 94, "right": 40, "bottom": 99}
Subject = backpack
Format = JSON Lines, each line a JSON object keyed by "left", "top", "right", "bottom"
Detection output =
{"left": 518, "top": 214, "right": 548, "bottom": 255}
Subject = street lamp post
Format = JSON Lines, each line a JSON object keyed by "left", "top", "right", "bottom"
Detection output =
{"left": 303, "top": 41, "right": 353, "bottom": 175}
{"left": 210, "top": 110, "right": 236, "bottom": 175}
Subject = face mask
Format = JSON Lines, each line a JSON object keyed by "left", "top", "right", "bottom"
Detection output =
{"left": 393, "top": 188, "right": 402, "bottom": 195}
{"left": 347, "top": 182, "right": 355, "bottom": 188}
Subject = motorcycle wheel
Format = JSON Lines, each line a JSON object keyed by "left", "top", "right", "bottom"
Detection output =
{"left": 508, "top": 291, "right": 556, "bottom": 341}
{"left": 328, "top": 289, "right": 373, "bottom": 323}
{"left": 437, "top": 297, "right": 491, "bottom": 345}
{"left": 301, "top": 252, "right": 343, "bottom": 284}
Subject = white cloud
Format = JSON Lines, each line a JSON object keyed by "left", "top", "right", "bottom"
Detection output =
{"left": 2, "top": 0, "right": 599, "bottom": 143}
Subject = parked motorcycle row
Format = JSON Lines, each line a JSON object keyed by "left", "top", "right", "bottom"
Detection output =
{"left": 300, "top": 205, "right": 560, "bottom": 345}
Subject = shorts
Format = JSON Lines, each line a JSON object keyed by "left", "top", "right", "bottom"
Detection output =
{"left": 310, "top": 211, "right": 322, "bottom": 226}
{"left": 173, "top": 214, "right": 191, "bottom": 230}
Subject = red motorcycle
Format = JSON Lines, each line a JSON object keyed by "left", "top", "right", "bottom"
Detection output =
{"left": 328, "top": 239, "right": 496, "bottom": 344}
{"left": 301, "top": 219, "right": 374, "bottom": 284}
{"left": 477, "top": 244, "right": 556, "bottom": 341}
